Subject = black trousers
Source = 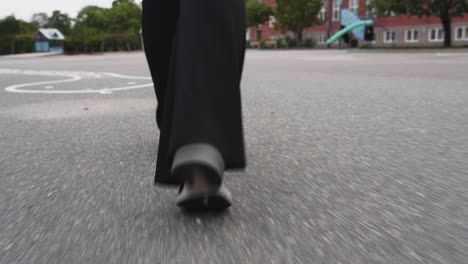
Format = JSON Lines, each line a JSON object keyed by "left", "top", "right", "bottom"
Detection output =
{"left": 142, "top": 0, "right": 246, "bottom": 185}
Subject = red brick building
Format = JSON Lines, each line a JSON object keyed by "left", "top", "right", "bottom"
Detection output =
{"left": 247, "top": 0, "right": 468, "bottom": 47}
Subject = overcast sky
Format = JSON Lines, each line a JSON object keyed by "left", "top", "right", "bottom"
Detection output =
{"left": 1, "top": 0, "right": 115, "bottom": 21}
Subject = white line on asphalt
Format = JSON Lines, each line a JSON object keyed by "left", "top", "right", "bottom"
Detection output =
{"left": 1, "top": 69, "right": 153, "bottom": 94}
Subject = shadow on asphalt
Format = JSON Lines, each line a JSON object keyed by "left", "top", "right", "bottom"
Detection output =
{"left": 180, "top": 209, "right": 232, "bottom": 220}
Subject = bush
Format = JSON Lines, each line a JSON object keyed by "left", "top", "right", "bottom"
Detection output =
{"left": 0, "top": 36, "right": 13, "bottom": 55}
{"left": 63, "top": 31, "right": 142, "bottom": 54}
{"left": 301, "top": 38, "right": 315, "bottom": 48}
{"left": 286, "top": 37, "right": 299, "bottom": 48}
{"left": 0, "top": 35, "right": 34, "bottom": 55}
{"left": 64, "top": 37, "right": 84, "bottom": 53}
{"left": 259, "top": 40, "right": 266, "bottom": 49}
{"left": 276, "top": 39, "right": 287, "bottom": 48}
{"left": 13, "top": 36, "right": 34, "bottom": 53}
{"left": 360, "top": 44, "right": 373, "bottom": 49}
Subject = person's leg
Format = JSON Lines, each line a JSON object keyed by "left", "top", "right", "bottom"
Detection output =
{"left": 142, "top": 0, "right": 179, "bottom": 128}
{"left": 172, "top": 0, "right": 246, "bottom": 210}
{"left": 172, "top": 143, "right": 232, "bottom": 210}
{"left": 169, "top": 0, "right": 246, "bottom": 208}
{"left": 155, "top": 0, "right": 246, "bottom": 188}
{"left": 144, "top": 0, "right": 246, "bottom": 210}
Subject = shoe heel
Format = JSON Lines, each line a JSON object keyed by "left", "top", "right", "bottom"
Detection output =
{"left": 176, "top": 176, "right": 233, "bottom": 211}
{"left": 171, "top": 144, "right": 224, "bottom": 185}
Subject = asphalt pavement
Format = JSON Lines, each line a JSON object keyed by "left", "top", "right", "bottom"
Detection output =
{"left": 0, "top": 50, "right": 467, "bottom": 264}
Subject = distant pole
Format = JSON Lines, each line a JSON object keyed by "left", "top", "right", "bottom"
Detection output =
{"left": 83, "top": 14, "right": 88, "bottom": 53}
{"left": 327, "top": 1, "right": 333, "bottom": 48}
{"left": 11, "top": 35, "right": 16, "bottom": 55}
{"left": 140, "top": 29, "right": 144, "bottom": 50}
{"left": 126, "top": 32, "right": 131, "bottom": 52}
{"left": 338, "top": 0, "right": 343, "bottom": 49}
{"left": 101, "top": 34, "right": 105, "bottom": 52}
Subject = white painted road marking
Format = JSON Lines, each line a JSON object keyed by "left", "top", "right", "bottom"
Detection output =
{"left": 0, "top": 69, "right": 153, "bottom": 94}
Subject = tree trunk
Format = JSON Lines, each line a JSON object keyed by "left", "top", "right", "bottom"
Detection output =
{"left": 440, "top": 9, "right": 452, "bottom": 47}
{"left": 126, "top": 32, "right": 131, "bottom": 52}
{"left": 296, "top": 30, "right": 303, "bottom": 42}
{"left": 256, "top": 26, "right": 262, "bottom": 41}
{"left": 101, "top": 35, "right": 105, "bottom": 52}
{"left": 11, "top": 35, "right": 16, "bottom": 55}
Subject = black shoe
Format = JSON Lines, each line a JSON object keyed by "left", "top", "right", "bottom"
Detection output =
{"left": 171, "top": 144, "right": 232, "bottom": 211}
{"left": 176, "top": 168, "right": 232, "bottom": 211}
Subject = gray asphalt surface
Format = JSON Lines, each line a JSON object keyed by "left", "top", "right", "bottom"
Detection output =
{"left": 0, "top": 50, "right": 467, "bottom": 264}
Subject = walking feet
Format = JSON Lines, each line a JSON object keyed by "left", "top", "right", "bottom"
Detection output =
{"left": 171, "top": 144, "right": 232, "bottom": 211}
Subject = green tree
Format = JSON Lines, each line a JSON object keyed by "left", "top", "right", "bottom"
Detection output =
{"left": 0, "top": 16, "right": 36, "bottom": 55}
{"left": 0, "top": 16, "right": 19, "bottom": 35}
{"left": 31, "top": 12, "right": 49, "bottom": 28}
{"left": 69, "top": 1, "right": 142, "bottom": 52}
{"left": 73, "top": 6, "right": 108, "bottom": 52}
{"left": 103, "top": 0, "right": 142, "bottom": 50}
{"left": 112, "top": 0, "right": 135, "bottom": 8}
{"left": 18, "top": 20, "right": 37, "bottom": 33}
{"left": 246, "top": 0, "right": 274, "bottom": 28}
{"left": 370, "top": 0, "right": 468, "bottom": 47}
{"left": 275, "top": 0, "right": 323, "bottom": 41}
{"left": 104, "top": 0, "right": 141, "bottom": 33}
{"left": 0, "top": 16, "right": 18, "bottom": 54}
{"left": 48, "top": 10, "right": 72, "bottom": 35}
{"left": 77, "top": 6, "right": 107, "bottom": 31}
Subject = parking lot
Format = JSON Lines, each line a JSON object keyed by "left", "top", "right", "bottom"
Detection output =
{"left": 1, "top": 50, "right": 467, "bottom": 263}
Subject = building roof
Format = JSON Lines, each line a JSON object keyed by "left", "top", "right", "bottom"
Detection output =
{"left": 37, "top": 28, "right": 65, "bottom": 40}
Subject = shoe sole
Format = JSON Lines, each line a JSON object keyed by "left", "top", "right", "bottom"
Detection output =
{"left": 176, "top": 176, "right": 232, "bottom": 211}
{"left": 172, "top": 144, "right": 230, "bottom": 211}
{"left": 177, "top": 193, "right": 232, "bottom": 211}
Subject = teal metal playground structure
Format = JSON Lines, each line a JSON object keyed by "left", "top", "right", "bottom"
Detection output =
{"left": 326, "top": 20, "right": 374, "bottom": 45}
{"left": 326, "top": 6, "right": 375, "bottom": 45}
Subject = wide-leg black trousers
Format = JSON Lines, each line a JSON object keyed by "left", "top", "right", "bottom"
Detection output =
{"left": 142, "top": 0, "right": 246, "bottom": 185}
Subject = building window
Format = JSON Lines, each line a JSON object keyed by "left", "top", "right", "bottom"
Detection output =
{"left": 333, "top": 0, "right": 341, "bottom": 22}
{"left": 318, "top": 6, "right": 327, "bottom": 21}
{"left": 268, "top": 16, "right": 276, "bottom": 29}
{"left": 382, "top": 11, "right": 398, "bottom": 16}
{"left": 405, "top": 29, "right": 419, "bottom": 43}
{"left": 428, "top": 28, "right": 444, "bottom": 42}
{"left": 317, "top": 34, "right": 326, "bottom": 44}
{"left": 349, "top": 0, "right": 359, "bottom": 14}
{"left": 365, "top": 0, "right": 376, "bottom": 17}
{"left": 456, "top": 27, "right": 463, "bottom": 40}
{"left": 455, "top": 26, "right": 468, "bottom": 41}
{"left": 384, "top": 31, "right": 396, "bottom": 43}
